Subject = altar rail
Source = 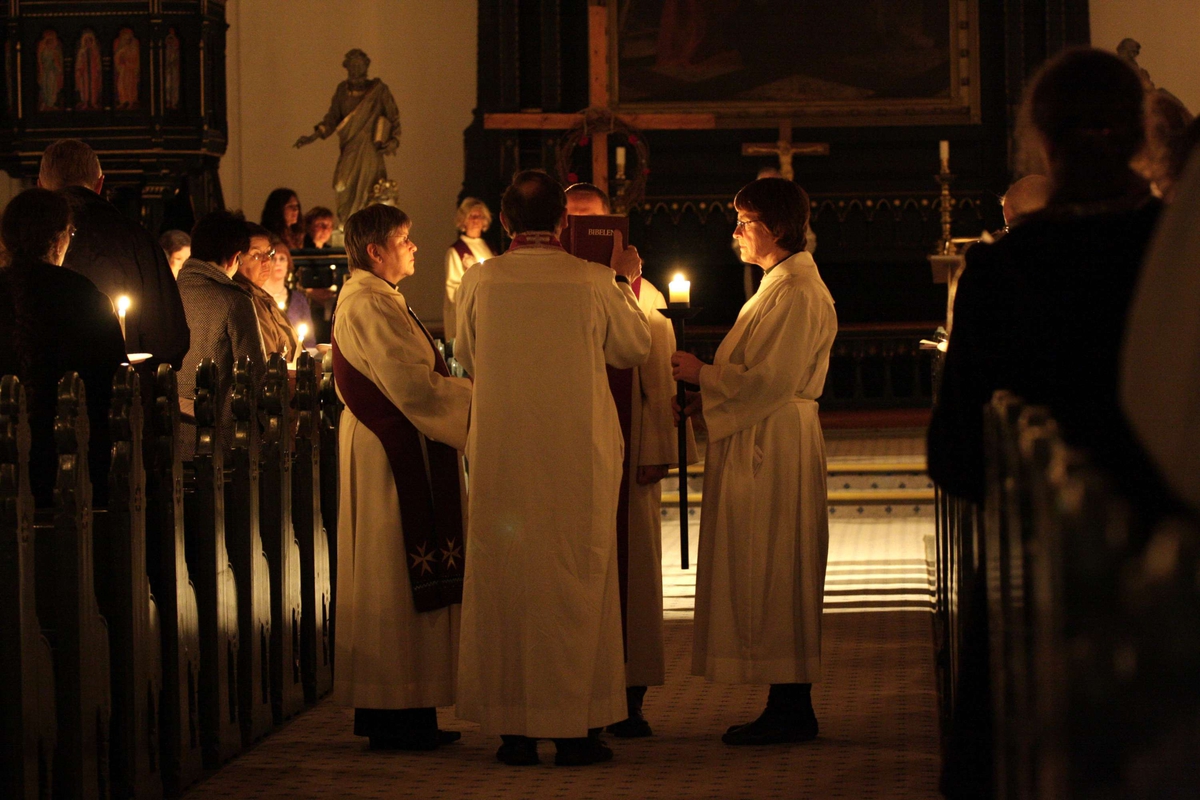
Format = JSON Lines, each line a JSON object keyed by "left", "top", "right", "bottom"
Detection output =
{"left": 0, "top": 354, "right": 344, "bottom": 799}
{"left": 933, "top": 389, "right": 1200, "bottom": 798}
{"left": 683, "top": 322, "right": 940, "bottom": 412}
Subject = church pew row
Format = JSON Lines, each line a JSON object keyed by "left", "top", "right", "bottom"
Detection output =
{"left": 934, "top": 391, "right": 1200, "bottom": 798}
{"left": 0, "top": 354, "right": 342, "bottom": 798}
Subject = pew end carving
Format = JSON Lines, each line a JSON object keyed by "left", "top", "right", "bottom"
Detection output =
{"left": 318, "top": 351, "right": 341, "bottom": 672}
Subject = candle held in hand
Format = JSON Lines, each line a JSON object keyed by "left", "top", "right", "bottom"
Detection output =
{"left": 668, "top": 273, "right": 690, "bottom": 306}
{"left": 939, "top": 140, "right": 950, "bottom": 173}
{"left": 117, "top": 295, "right": 131, "bottom": 342}
{"left": 297, "top": 322, "right": 309, "bottom": 345}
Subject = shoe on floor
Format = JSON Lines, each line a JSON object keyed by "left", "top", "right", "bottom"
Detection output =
{"left": 553, "top": 736, "right": 614, "bottom": 766}
{"left": 437, "top": 730, "right": 462, "bottom": 745}
{"left": 606, "top": 716, "right": 653, "bottom": 738}
{"left": 496, "top": 736, "right": 540, "bottom": 766}
{"left": 368, "top": 730, "right": 440, "bottom": 751}
{"left": 721, "top": 709, "right": 818, "bottom": 746}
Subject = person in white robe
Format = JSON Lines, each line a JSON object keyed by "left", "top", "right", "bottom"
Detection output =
{"left": 332, "top": 204, "right": 473, "bottom": 750}
{"left": 442, "top": 197, "right": 495, "bottom": 341}
{"left": 672, "top": 177, "right": 837, "bottom": 746}
{"left": 565, "top": 182, "right": 696, "bottom": 737}
{"left": 1122, "top": 144, "right": 1200, "bottom": 513}
{"left": 455, "top": 170, "right": 652, "bottom": 767}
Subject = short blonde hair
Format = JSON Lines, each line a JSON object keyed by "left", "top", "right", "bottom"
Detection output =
{"left": 454, "top": 197, "right": 492, "bottom": 233}
{"left": 39, "top": 139, "right": 102, "bottom": 190}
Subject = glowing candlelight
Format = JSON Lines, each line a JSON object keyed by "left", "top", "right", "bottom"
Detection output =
{"left": 116, "top": 295, "right": 131, "bottom": 342}
{"left": 668, "top": 273, "right": 690, "bottom": 306}
{"left": 939, "top": 140, "right": 950, "bottom": 173}
{"left": 297, "top": 322, "right": 309, "bottom": 345}
{"left": 277, "top": 299, "right": 286, "bottom": 310}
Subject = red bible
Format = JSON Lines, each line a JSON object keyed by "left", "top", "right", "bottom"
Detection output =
{"left": 562, "top": 214, "right": 630, "bottom": 267}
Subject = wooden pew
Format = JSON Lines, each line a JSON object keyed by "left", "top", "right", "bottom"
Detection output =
{"left": 0, "top": 376, "right": 57, "bottom": 799}
{"left": 93, "top": 366, "right": 163, "bottom": 799}
{"left": 292, "top": 353, "right": 333, "bottom": 701}
{"left": 259, "top": 355, "right": 304, "bottom": 723}
{"left": 34, "top": 372, "right": 112, "bottom": 798}
{"left": 182, "top": 360, "right": 241, "bottom": 767}
{"left": 143, "top": 366, "right": 202, "bottom": 795}
{"left": 224, "top": 358, "right": 274, "bottom": 746}
{"left": 319, "top": 351, "right": 341, "bottom": 669}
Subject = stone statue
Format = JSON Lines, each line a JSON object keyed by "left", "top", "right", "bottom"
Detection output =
{"left": 294, "top": 49, "right": 401, "bottom": 226}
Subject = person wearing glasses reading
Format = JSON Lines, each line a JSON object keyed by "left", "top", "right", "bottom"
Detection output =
{"left": 671, "top": 177, "right": 837, "bottom": 746}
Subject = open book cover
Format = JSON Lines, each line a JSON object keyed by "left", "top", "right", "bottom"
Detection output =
{"left": 562, "top": 214, "right": 629, "bottom": 268}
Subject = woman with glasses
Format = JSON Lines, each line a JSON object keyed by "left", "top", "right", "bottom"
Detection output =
{"left": 0, "top": 187, "right": 127, "bottom": 505}
{"left": 261, "top": 238, "right": 316, "bottom": 350}
{"left": 671, "top": 177, "right": 837, "bottom": 746}
{"left": 232, "top": 224, "right": 301, "bottom": 361}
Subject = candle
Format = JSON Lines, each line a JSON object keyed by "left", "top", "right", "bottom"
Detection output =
{"left": 297, "top": 322, "right": 309, "bottom": 345}
{"left": 116, "top": 295, "right": 131, "bottom": 342}
{"left": 668, "top": 273, "right": 690, "bottom": 306}
{"left": 939, "top": 140, "right": 950, "bottom": 173}
{"left": 616, "top": 146, "right": 627, "bottom": 179}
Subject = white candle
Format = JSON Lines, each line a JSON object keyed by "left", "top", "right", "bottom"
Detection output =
{"left": 939, "top": 140, "right": 950, "bottom": 173}
{"left": 116, "top": 295, "right": 131, "bottom": 342}
{"left": 616, "top": 146, "right": 627, "bottom": 179}
{"left": 297, "top": 322, "right": 309, "bottom": 345}
{"left": 668, "top": 273, "right": 690, "bottom": 306}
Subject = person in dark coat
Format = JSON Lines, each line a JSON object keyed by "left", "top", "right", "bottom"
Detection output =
{"left": 0, "top": 188, "right": 128, "bottom": 507}
{"left": 175, "top": 210, "right": 265, "bottom": 460}
{"left": 38, "top": 138, "right": 190, "bottom": 371}
{"left": 927, "top": 48, "right": 1173, "bottom": 800}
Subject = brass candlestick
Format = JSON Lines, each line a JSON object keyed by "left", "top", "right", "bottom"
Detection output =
{"left": 934, "top": 171, "right": 955, "bottom": 255}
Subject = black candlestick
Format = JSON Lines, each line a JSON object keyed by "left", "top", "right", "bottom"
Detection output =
{"left": 660, "top": 304, "right": 702, "bottom": 569}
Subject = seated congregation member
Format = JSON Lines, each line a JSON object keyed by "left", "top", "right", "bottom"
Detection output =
{"left": 442, "top": 197, "right": 494, "bottom": 341}
{"left": 176, "top": 211, "right": 265, "bottom": 459}
{"left": 262, "top": 239, "right": 316, "bottom": 349}
{"left": 670, "top": 177, "right": 837, "bottom": 746}
{"left": 39, "top": 138, "right": 189, "bottom": 370}
{"left": 565, "top": 180, "right": 690, "bottom": 738}
{"left": 160, "top": 230, "right": 192, "bottom": 279}
{"left": 331, "top": 203, "right": 472, "bottom": 750}
{"left": 0, "top": 188, "right": 127, "bottom": 506}
{"left": 928, "top": 48, "right": 1167, "bottom": 512}
{"left": 1000, "top": 174, "right": 1051, "bottom": 231}
{"left": 260, "top": 187, "right": 305, "bottom": 250}
{"left": 234, "top": 224, "right": 300, "bottom": 360}
{"left": 455, "top": 170, "right": 651, "bottom": 767}
{"left": 303, "top": 206, "right": 336, "bottom": 249}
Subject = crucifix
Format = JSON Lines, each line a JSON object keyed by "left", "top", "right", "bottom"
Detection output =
{"left": 483, "top": 1, "right": 716, "bottom": 195}
{"left": 741, "top": 121, "right": 829, "bottom": 181}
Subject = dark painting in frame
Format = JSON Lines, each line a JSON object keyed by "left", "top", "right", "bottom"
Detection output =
{"left": 610, "top": 0, "right": 981, "bottom": 126}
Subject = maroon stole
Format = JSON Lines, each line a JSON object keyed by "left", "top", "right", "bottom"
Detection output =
{"left": 451, "top": 238, "right": 473, "bottom": 261}
{"left": 331, "top": 306, "right": 465, "bottom": 613}
{"left": 607, "top": 276, "right": 642, "bottom": 655}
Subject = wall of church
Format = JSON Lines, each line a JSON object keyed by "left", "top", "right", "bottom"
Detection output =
{"left": 222, "top": 0, "right": 478, "bottom": 320}
{"left": 1090, "top": 1, "right": 1200, "bottom": 112}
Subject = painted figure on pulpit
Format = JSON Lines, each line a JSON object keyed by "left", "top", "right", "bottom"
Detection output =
{"left": 75, "top": 30, "right": 102, "bottom": 111}
{"left": 36, "top": 29, "right": 63, "bottom": 111}
{"left": 294, "top": 49, "right": 401, "bottom": 227}
{"left": 113, "top": 28, "right": 140, "bottom": 110}
{"left": 165, "top": 28, "right": 182, "bottom": 110}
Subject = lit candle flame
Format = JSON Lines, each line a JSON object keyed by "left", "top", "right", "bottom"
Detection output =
{"left": 117, "top": 295, "right": 131, "bottom": 316}
{"left": 297, "top": 323, "right": 309, "bottom": 344}
{"left": 277, "top": 299, "right": 287, "bottom": 310}
{"left": 668, "top": 273, "right": 690, "bottom": 306}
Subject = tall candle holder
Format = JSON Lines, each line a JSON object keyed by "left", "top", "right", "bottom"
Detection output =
{"left": 934, "top": 170, "right": 955, "bottom": 255}
{"left": 659, "top": 304, "right": 701, "bottom": 570}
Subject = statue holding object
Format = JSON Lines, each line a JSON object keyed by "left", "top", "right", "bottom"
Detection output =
{"left": 294, "top": 49, "right": 401, "bottom": 226}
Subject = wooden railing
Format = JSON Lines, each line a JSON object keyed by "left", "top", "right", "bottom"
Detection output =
{"left": 933, "top": 389, "right": 1200, "bottom": 798}
{"left": 1, "top": 356, "right": 342, "bottom": 798}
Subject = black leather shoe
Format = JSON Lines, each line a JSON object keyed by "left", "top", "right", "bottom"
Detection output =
{"left": 496, "top": 736, "right": 540, "bottom": 766}
{"left": 606, "top": 716, "right": 653, "bottom": 738}
{"left": 553, "top": 736, "right": 614, "bottom": 766}
{"left": 437, "top": 730, "right": 462, "bottom": 745}
{"left": 721, "top": 710, "right": 818, "bottom": 746}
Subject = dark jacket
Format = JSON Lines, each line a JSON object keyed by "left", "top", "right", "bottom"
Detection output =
{"left": 175, "top": 258, "right": 265, "bottom": 459}
{"left": 927, "top": 195, "right": 1164, "bottom": 508}
{"left": 0, "top": 256, "right": 128, "bottom": 507}
{"left": 61, "top": 185, "right": 190, "bottom": 370}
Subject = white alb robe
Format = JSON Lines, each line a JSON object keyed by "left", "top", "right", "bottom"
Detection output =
{"left": 692, "top": 251, "right": 837, "bottom": 684}
{"left": 622, "top": 280, "right": 696, "bottom": 687}
{"left": 443, "top": 234, "right": 494, "bottom": 340}
{"left": 332, "top": 270, "right": 473, "bottom": 709}
{"left": 454, "top": 243, "right": 651, "bottom": 737}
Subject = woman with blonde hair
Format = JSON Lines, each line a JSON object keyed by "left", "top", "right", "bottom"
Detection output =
{"left": 442, "top": 197, "right": 494, "bottom": 341}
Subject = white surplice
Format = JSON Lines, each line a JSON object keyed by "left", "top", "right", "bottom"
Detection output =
{"left": 332, "top": 270, "right": 473, "bottom": 709}
{"left": 454, "top": 243, "right": 651, "bottom": 737}
{"left": 443, "top": 235, "right": 494, "bottom": 340}
{"left": 623, "top": 280, "right": 697, "bottom": 686}
{"left": 692, "top": 251, "right": 837, "bottom": 684}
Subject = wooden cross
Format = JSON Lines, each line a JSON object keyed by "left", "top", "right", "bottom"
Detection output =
{"left": 483, "top": 2, "right": 715, "bottom": 195}
{"left": 741, "top": 121, "right": 829, "bottom": 181}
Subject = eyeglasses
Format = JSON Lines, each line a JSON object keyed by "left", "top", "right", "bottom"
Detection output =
{"left": 248, "top": 248, "right": 276, "bottom": 263}
{"left": 734, "top": 218, "right": 762, "bottom": 230}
